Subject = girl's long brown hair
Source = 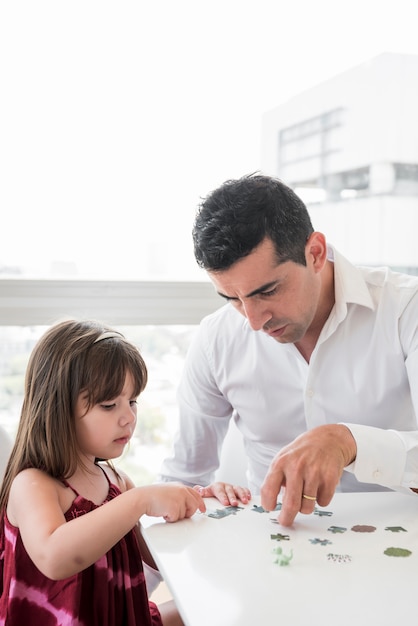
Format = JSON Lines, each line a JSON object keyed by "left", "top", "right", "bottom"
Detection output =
{"left": 0, "top": 319, "right": 148, "bottom": 513}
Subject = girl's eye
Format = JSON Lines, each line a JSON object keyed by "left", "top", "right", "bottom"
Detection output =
{"left": 100, "top": 403, "right": 116, "bottom": 410}
{"left": 130, "top": 400, "right": 138, "bottom": 408}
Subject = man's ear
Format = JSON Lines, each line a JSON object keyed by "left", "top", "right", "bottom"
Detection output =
{"left": 306, "top": 232, "right": 327, "bottom": 272}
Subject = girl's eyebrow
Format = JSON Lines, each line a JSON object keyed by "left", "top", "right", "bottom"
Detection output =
{"left": 218, "top": 280, "right": 279, "bottom": 301}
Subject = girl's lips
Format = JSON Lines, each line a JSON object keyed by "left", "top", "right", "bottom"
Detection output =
{"left": 114, "top": 436, "right": 130, "bottom": 445}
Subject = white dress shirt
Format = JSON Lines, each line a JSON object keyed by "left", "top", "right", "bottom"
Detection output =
{"left": 160, "top": 247, "right": 418, "bottom": 495}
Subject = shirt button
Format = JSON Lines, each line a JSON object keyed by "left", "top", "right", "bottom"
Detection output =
{"left": 306, "top": 388, "right": 314, "bottom": 397}
{"left": 373, "top": 470, "right": 381, "bottom": 479}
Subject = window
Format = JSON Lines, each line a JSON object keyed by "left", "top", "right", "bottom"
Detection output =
{"left": 0, "top": 324, "right": 198, "bottom": 486}
{"left": 0, "top": 279, "right": 222, "bottom": 484}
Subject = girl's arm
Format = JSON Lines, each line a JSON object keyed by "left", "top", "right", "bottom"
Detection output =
{"left": 8, "top": 468, "right": 205, "bottom": 580}
{"left": 121, "top": 471, "right": 159, "bottom": 570}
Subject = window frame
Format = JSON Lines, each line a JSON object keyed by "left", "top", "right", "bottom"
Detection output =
{"left": 0, "top": 279, "right": 222, "bottom": 326}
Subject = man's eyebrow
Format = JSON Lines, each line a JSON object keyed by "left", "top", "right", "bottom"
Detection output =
{"left": 217, "top": 280, "right": 279, "bottom": 301}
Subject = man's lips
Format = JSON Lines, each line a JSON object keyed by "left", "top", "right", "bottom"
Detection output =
{"left": 265, "top": 325, "right": 287, "bottom": 337}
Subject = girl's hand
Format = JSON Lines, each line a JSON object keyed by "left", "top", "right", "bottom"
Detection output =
{"left": 193, "top": 482, "right": 251, "bottom": 507}
{"left": 141, "top": 483, "right": 206, "bottom": 522}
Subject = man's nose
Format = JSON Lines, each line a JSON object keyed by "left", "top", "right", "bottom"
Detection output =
{"left": 242, "top": 300, "right": 271, "bottom": 331}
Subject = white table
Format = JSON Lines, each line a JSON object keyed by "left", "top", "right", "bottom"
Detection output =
{"left": 142, "top": 492, "right": 418, "bottom": 626}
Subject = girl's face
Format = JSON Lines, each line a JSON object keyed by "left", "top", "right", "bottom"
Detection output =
{"left": 75, "top": 371, "right": 138, "bottom": 463}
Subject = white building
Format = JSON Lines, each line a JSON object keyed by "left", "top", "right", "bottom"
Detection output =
{"left": 261, "top": 53, "right": 418, "bottom": 270}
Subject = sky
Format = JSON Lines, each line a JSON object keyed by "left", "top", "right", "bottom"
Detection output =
{"left": 1, "top": 0, "right": 418, "bottom": 279}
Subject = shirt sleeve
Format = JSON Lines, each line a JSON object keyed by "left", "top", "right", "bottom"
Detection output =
{"left": 341, "top": 423, "right": 409, "bottom": 489}
{"left": 158, "top": 320, "right": 233, "bottom": 486}
{"left": 343, "top": 289, "right": 418, "bottom": 493}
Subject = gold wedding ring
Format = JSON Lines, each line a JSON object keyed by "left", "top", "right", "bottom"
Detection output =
{"left": 302, "top": 494, "right": 317, "bottom": 501}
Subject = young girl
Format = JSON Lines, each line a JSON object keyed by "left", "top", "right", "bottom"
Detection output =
{"left": 0, "top": 319, "right": 207, "bottom": 626}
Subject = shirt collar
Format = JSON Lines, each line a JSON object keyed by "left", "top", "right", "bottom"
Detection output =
{"left": 328, "top": 244, "right": 375, "bottom": 320}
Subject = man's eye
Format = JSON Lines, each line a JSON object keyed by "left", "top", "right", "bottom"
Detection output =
{"left": 261, "top": 287, "right": 278, "bottom": 297}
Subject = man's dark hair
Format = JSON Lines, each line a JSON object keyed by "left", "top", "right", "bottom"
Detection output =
{"left": 193, "top": 173, "right": 314, "bottom": 271}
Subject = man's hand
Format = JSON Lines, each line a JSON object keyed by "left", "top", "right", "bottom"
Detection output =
{"left": 260, "top": 424, "right": 356, "bottom": 526}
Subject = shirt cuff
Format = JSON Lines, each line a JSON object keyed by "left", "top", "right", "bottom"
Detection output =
{"left": 341, "top": 423, "right": 407, "bottom": 487}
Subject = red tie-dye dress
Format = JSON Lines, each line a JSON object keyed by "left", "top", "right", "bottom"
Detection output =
{"left": 0, "top": 473, "right": 162, "bottom": 626}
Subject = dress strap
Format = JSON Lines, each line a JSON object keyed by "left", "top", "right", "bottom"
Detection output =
{"left": 62, "top": 479, "right": 80, "bottom": 497}
{"left": 96, "top": 463, "right": 112, "bottom": 487}
{"left": 62, "top": 464, "right": 112, "bottom": 497}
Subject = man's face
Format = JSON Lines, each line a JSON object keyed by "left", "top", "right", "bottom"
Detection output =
{"left": 208, "top": 235, "right": 325, "bottom": 345}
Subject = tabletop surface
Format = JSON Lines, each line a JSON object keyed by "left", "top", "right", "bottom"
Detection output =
{"left": 141, "top": 491, "right": 418, "bottom": 626}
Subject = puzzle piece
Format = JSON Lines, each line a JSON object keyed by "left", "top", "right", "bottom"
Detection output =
{"left": 270, "top": 533, "right": 290, "bottom": 542}
{"left": 327, "top": 553, "right": 352, "bottom": 563}
{"left": 252, "top": 503, "right": 282, "bottom": 513}
{"left": 385, "top": 526, "right": 407, "bottom": 533}
{"left": 328, "top": 525, "right": 347, "bottom": 534}
{"left": 384, "top": 546, "right": 412, "bottom": 557}
{"left": 207, "top": 505, "right": 244, "bottom": 519}
{"left": 351, "top": 524, "right": 376, "bottom": 533}
{"left": 309, "top": 538, "right": 332, "bottom": 546}
{"left": 314, "top": 509, "right": 333, "bottom": 517}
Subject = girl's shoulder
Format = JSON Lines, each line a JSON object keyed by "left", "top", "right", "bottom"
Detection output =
{"left": 11, "top": 467, "right": 58, "bottom": 490}
{"left": 7, "top": 468, "right": 64, "bottom": 525}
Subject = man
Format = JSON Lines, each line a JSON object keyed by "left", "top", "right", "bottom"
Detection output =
{"left": 160, "top": 173, "right": 418, "bottom": 526}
